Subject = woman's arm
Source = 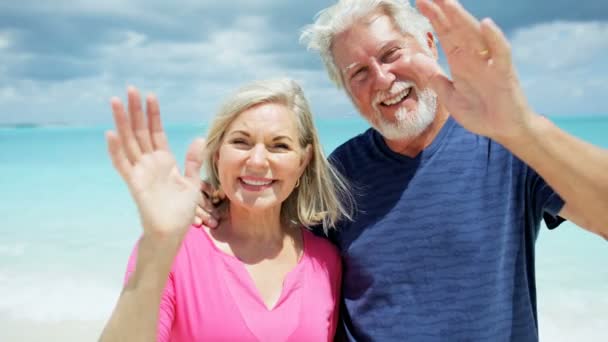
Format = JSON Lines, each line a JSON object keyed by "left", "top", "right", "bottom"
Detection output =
{"left": 99, "top": 87, "right": 205, "bottom": 341}
{"left": 99, "top": 237, "right": 179, "bottom": 342}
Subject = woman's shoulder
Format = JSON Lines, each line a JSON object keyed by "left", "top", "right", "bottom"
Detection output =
{"left": 302, "top": 228, "right": 341, "bottom": 267}
{"left": 164, "top": 226, "right": 216, "bottom": 270}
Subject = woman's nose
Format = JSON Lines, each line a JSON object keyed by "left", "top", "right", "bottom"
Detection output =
{"left": 246, "top": 144, "right": 269, "bottom": 169}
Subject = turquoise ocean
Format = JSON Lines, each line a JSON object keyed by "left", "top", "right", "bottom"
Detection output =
{"left": 1, "top": 116, "right": 607, "bottom": 341}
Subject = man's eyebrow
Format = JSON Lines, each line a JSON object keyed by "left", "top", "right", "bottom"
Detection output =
{"left": 343, "top": 62, "right": 361, "bottom": 75}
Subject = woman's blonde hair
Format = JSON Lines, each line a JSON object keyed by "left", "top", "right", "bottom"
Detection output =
{"left": 203, "top": 78, "right": 353, "bottom": 233}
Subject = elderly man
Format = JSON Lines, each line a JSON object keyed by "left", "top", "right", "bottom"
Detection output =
{"left": 296, "top": 0, "right": 608, "bottom": 341}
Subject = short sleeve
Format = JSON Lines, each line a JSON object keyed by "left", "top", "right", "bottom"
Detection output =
{"left": 525, "top": 165, "right": 566, "bottom": 230}
{"left": 124, "top": 242, "right": 176, "bottom": 342}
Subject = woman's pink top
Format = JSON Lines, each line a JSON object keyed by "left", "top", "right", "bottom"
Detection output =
{"left": 124, "top": 227, "right": 342, "bottom": 341}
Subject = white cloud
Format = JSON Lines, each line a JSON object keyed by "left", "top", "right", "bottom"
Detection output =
{"left": 0, "top": 14, "right": 309, "bottom": 124}
{"left": 123, "top": 31, "right": 147, "bottom": 48}
{"left": 0, "top": 0, "right": 277, "bottom": 26}
{"left": 0, "top": 31, "right": 10, "bottom": 50}
{"left": 97, "top": 15, "right": 285, "bottom": 76}
{"left": 510, "top": 21, "right": 608, "bottom": 115}
{"left": 512, "top": 21, "right": 608, "bottom": 70}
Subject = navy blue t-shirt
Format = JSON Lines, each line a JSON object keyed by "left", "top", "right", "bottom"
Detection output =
{"left": 328, "top": 117, "right": 564, "bottom": 341}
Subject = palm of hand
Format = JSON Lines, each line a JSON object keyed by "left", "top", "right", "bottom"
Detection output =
{"left": 414, "top": 0, "right": 533, "bottom": 142}
{"left": 106, "top": 87, "right": 207, "bottom": 242}
{"left": 447, "top": 62, "right": 529, "bottom": 139}
{"left": 130, "top": 151, "right": 201, "bottom": 238}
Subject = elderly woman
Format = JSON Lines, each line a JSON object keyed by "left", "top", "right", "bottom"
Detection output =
{"left": 100, "top": 79, "right": 352, "bottom": 341}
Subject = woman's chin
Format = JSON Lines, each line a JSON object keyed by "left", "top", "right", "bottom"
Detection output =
{"left": 229, "top": 194, "right": 283, "bottom": 213}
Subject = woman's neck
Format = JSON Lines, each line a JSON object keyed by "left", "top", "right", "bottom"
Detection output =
{"left": 210, "top": 203, "right": 302, "bottom": 264}
{"left": 224, "top": 204, "right": 286, "bottom": 243}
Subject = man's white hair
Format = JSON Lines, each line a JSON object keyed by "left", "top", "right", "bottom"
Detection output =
{"left": 300, "top": 0, "right": 434, "bottom": 89}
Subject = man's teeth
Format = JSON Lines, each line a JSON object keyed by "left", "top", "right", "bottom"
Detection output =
{"left": 382, "top": 88, "right": 411, "bottom": 106}
{"left": 242, "top": 179, "right": 273, "bottom": 186}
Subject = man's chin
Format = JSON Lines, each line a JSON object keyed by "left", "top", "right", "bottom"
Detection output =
{"left": 375, "top": 110, "right": 435, "bottom": 140}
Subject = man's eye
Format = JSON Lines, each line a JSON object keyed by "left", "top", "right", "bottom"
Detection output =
{"left": 352, "top": 68, "right": 368, "bottom": 82}
{"left": 383, "top": 48, "right": 401, "bottom": 62}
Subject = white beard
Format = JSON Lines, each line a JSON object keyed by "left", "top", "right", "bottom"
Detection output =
{"left": 371, "top": 86, "right": 438, "bottom": 141}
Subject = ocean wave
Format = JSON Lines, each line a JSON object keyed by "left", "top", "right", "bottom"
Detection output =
{"left": 0, "top": 243, "right": 26, "bottom": 257}
{"left": 0, "top": 270, "right": 120, "bottom": 321}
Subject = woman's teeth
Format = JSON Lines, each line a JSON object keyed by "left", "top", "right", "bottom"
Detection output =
{"left": 241, "top": 178, "right": 273, "bottom": 186}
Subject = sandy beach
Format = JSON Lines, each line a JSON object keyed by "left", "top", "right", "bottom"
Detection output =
{"left": 0, "top": 318, "right": 104, "bottom": 341}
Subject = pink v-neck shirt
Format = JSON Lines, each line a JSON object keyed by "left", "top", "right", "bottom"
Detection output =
{"left": 124, "top": 227, "right": 342, "bottom": 341}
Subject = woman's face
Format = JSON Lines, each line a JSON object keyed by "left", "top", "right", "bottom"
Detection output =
{"left": 216, "top": 102, "right": 311, "bottom": 212}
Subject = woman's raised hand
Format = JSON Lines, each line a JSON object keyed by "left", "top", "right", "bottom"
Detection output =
{"left": 106, "top": 87, "right": 205, "bottom": 242}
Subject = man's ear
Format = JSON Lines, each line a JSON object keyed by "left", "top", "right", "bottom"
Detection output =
{"left": 426, "top": 32, "right": 439, "bottom": 59}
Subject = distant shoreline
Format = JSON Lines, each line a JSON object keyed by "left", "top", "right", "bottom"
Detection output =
{"left": 0, "top": 123, "right": 70, "bottom": 129}
{"left": 1, "top": 115, "right": 607, "bottom": 130}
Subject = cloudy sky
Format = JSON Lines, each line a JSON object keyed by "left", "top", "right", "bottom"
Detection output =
{"left": 1, "top": 0, "right": 607, "bottom": 125}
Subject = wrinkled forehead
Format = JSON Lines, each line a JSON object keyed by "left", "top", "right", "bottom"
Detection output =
{"left": 331, "top": 13, "right": 407, "bottom": 71}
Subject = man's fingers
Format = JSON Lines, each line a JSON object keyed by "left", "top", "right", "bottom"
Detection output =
{"left": 146, "top": 94, "right": 170, "bottom": 151}
{"left": 211, "top": 188, "right": 226, "bottom": 205}
{"left": 418, "top": 0, "right": 486, "bottom": 60}
{"left": 480, "top": 18, "right": 512, "bottom": 69}
{"left": 184, "top": 138, "right": 207, "bottom": 182}
{"left": 195, "top": 206, "right": 219, "bottom": 229}
{"left": 416, "top": 0, "right": 450, "bottom": 37}
{"left": 200, "top": 181, "right": 215, "bottom": 199}
{"left": 105, "top": 130, "right": 132, "bottom": 181}
{"left": 127, "top": 86, "right": 153, "bottom": 153}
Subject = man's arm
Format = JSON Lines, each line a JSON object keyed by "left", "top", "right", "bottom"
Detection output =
{"left": 413, "top": 0, "right": 608, "bottom": 238}
{"left": 502, "top": 114, "right": 608, "bottom": 238}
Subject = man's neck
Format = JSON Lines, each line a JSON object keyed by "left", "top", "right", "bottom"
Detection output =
{"left": 383, "top": 107, "right": 449, "bottom": 158}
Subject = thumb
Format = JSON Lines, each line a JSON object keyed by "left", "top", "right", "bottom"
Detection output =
{"left": 184, "top": 137, "right": 206, "bottom": 182}
{"left": 411, "top": 53, "right": 455, "bottom": 105}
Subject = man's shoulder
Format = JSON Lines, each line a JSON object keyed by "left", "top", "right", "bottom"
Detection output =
{"left": 331, "top": 128, "right": 373, "bottom": 153}
{"left": 329, "top": 128, "right": 374, "bottom": 164}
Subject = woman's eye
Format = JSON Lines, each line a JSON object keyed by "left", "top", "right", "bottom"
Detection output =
{"left": 230, "top": 139, "right": 248, "bottom": 146}
{"left": 273, "top": 143, "right": 290, "bottom": 150}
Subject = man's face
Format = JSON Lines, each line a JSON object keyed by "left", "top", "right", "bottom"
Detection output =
{"left": 331, "top": 13, "right": 438, "bottom": 140}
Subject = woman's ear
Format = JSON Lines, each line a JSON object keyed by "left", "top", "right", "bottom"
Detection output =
{"left": 300, "top": 144, "right": 313, "bottom": 171}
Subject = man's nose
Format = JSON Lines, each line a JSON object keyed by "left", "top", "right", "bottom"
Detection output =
{"left": 371, "top": 61, "right": 395, "bottom": 91}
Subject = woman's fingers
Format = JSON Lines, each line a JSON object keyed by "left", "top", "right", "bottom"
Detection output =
{"left": 111, "top": 97, "right": 142, "bottom": 164}
{"left": 146, "top": 94, "right": 170, "bottom": 151}
{"left": 127, "top": 87, "right": 153, "bottom": 154}
{"left": 105, "top": 130, "right": 132, "bottom": 181}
